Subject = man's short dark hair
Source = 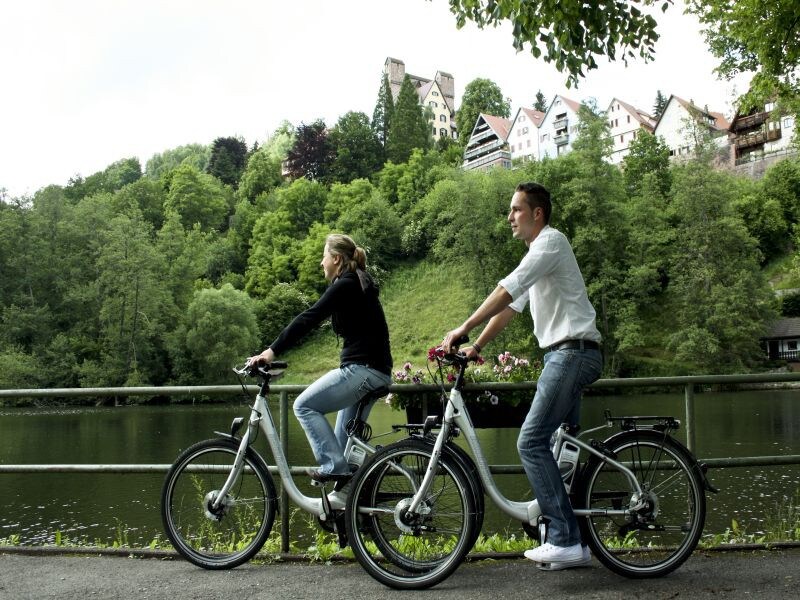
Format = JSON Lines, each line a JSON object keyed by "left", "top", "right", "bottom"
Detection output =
{"left": 515, "top": 182, "right": 552, "bottom": 224}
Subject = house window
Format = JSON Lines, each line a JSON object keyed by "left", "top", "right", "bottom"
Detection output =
{"left": 440, "top": 128, "right": 447, "bottom": 138}
{"left": 527, "top": 139, "right": 531, "bottom": 147}
{"left": 432, "top": 126, "right": 437, "bottom": 136}
{"left": 452, "top": 131, "right": 457, "bottom": 139}
{"left": 785, "top": 116, "right": 795, "bottom": 128}
{"left": 429, "top": 101, "right": 438, "bottom": 108}
{"left": 765, "top": 101, "right": 776, "bottom": 112}
{"left": 523, "top": 127, "right": 529, "bottom": 134}
{"left": 627, "top": 115, "right": 631, "bottom": 123}
{"left": 619, "top": 134, "right": 624, "bottom": 143}
{"left": 432, "top": 91, "right": 439, "bottom": 96}
{"left": 439, "top": 114, "right": 447, "bottom": 122}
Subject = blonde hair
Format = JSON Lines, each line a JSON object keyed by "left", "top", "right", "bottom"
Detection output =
{"left": 326, "top": 233, "right": 366, "bottom": 277}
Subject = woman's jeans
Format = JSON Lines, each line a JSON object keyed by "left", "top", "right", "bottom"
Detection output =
{"left": 293, "top": 364, "right": 391, "bottom": 475}
{"left": 517, "top": 347, "right": 603, "bottom": 547}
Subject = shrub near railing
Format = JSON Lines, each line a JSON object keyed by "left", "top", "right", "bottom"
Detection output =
{"left": 388, "top": 350, "right": 543, "bottom": 427}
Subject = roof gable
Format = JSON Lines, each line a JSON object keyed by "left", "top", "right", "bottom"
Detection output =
{"left": 609, "top": 97, "right": 656, "bottom": 130}
{"left": 656, "top": 94, "right": 729, "bottom": 132}
{"left": 541, "top": 94, "right": 581, "bottom": 125}
{"left": 468, "top": 113, "right": 512, "bottom": 142}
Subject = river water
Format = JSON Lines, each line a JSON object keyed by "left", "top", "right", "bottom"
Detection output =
{"left": 1, "top": 389, "right": 798, "bottom": 547}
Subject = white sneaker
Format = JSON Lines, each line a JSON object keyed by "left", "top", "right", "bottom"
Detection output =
{"left": 524, "top": 543, "right": 592, "bottom": 570}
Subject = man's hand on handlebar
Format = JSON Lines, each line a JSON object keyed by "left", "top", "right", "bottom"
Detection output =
{"left": 442, "top": 328, "right": 469, "bottom": 354}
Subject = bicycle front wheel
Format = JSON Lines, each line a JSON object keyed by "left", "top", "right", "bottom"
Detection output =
{"left": 577, "top": 430, "right": 706, "bottom": 578}
{"left": 161, "top": 438, "right": 277, "bottom": 569}
{"left": 345, "top": 438, "right": 477, "bottom": 590}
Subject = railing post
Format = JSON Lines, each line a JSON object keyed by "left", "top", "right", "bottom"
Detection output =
{"left": 684, "top": 383, "right": 695, "bottom": 453}
{"left": 280, "top": 390, "right": 290, "bottom": 553}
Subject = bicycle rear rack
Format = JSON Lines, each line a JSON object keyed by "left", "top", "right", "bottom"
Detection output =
{"left": 604, "top": 410, "right": 680, "bottom": 432}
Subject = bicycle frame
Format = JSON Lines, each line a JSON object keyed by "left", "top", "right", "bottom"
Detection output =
{"left": 407, "top": 384, "right": 645, "bottom": 525}
{"left": 211, "top": 380, "right": 379, "bottom": 517}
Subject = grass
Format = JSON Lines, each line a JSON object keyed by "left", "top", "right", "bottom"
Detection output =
{"left": 275, "top": 259, "right": 478, "bottom": 384}
{"left": 763, "top": 253, "right": 800, "bottom": 291}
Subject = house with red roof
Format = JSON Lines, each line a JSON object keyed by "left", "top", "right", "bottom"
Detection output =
{"left": 538, "top": 95, "right": 582, "bottom": 159}
{"left": 653, "top": 95, "right": 730, "bottom": 160}
{"left": 462, "top": 113, "right": 512, "bottom": 171}
{"left": 605, "top": 98, "right": 656, "bottom": 164}
{"left": 507, "top": 107, "right": 545, "bottom": 162}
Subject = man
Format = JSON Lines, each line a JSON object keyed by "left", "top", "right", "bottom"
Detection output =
{"left": 443, "top": 181, "right": 602, "bottom": 570}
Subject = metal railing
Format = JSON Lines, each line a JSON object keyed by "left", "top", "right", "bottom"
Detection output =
{"left": 3, "top": 372, "right": 800, "bottom": 551}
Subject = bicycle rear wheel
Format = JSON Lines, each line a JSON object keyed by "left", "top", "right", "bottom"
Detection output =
{"left": 345, "top": 438, "right": 477, "bottom": 589}
{"left": 577, "top": 430, "right": 706, "bottom": 578}
{"left": 161, "top": 438, "right": 277, "bottom": 569}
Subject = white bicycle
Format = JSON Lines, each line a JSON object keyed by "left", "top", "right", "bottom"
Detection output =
{"left": 344, "top": 340, "right": 716, "bottom": 589}
{"left": 160, "top": 360, "right": 389, "bottom": 568}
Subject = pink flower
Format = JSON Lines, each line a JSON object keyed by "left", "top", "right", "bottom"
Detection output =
{"left": 403, "top": 361, "right": 412, "bottom": 371}
{"left": 503, "top": 365, "right": 513, "bottom": 374}
{"left": 446, "top": 373, "right": 455, "bottom": 382}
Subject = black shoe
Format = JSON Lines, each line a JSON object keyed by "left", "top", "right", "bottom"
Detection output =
{"left": 306, "top": 468, "right": 353, "bottom": 484}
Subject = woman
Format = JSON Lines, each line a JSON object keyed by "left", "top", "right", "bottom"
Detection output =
{"left": 250, "top": 234, "right": 393, "bottom": 483}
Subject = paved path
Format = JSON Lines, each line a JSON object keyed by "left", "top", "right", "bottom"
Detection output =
{"left": 1, "top": 548, "right": 798, "bottom": 600}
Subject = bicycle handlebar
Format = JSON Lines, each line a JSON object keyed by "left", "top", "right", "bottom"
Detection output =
{"left": 233, "top": 359, "right": 288, "bottom": 378}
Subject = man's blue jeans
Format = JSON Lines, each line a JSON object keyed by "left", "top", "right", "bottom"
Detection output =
{"left": 517, "top": 347, "right": 603, "bottom": 547}
{"left": 293, "top": 364, "right": 391, "bottom": 476}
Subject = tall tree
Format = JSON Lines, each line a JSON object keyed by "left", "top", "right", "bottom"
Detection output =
{"left": 652, "top": 90, "right": 668, "bottom": 119}
{"left": 145, "top": 144, "right": 211, "bottom": 181}
{"left": 168, "top": 284, "right": 259, "bottom": 385}
{"left": 446, "top": 0, "right": 663, "bottom": 86}
{"left": 164, "top": 163, "right": 232, "bottom": 231}
{"left": 285, "top": 120, "right": 334, "bottom": 181}
{"left": 534, "top": 90, "right": 548, "bottom": 113}
{"left": 665, "top": 159, "right": 774, "bottom": 371}
{"left": 372, "top": 73, "right": 395, "bottom": 159}
{"left": 621, "top": 130, "right": 672, "bottom": 198}
{"left": 329, "top": 111, "right": 383, "bottom": 183}
{"left": 387, "top": 75, "right": 431, "bottom": 164}
{"left": 206, "top": 136, "right": 248, "bottom": 188}
{"left": 688, "top": 0, "right": 800, "bottom": 110}
{"left": 236, "top": 148, "right": 282, "bottom": 203}
{"left": 94, "top": 209, "right": 169, "bottom": 386}
{"left": 456, "top": 78, "right": 510, "bottom": 146}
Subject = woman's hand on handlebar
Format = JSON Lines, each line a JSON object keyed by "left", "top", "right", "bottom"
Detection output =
{"left": 248, "top": 348, "right": 275, "bottom": 366}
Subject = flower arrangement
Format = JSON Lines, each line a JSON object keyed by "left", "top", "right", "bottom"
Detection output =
{"left": 387, "top": 350, "right": 543, "bottom": 411}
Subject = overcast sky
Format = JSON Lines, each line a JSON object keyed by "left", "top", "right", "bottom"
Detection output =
{"left": 0, "top": 0, "right": 751, "bottom": 198}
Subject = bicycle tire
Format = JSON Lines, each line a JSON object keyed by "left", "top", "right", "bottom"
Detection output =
{"left": 345, "top": 438, "right": 477, "bottom": 589}
{"left": 576, "top": 429, "right": 706, "bottom": 578}
{"left": 415, "top": 436, "right": 485, "bottom": 545}
{"left": 161, "top": 437, "right": 278, "bottom": 569}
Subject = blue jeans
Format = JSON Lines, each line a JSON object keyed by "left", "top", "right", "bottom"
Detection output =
{"left": 517, "top": 348, "right": 603, "bottom": 547}
{"left": 293, "top": 364, "right": 391, "bottom": 475}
